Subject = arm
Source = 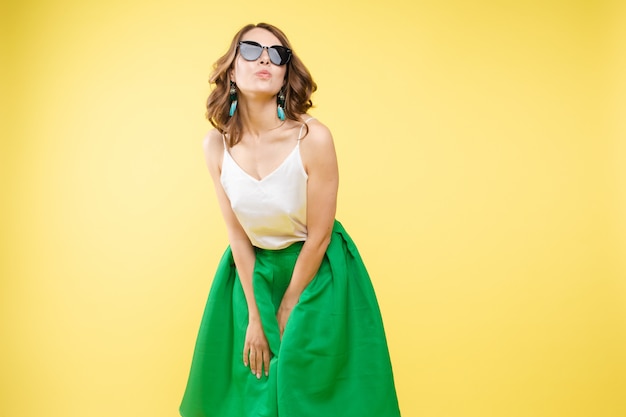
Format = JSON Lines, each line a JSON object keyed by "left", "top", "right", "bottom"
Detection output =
{"left": 202, "top": 130, "right": 270, "bottom": 378}
{"left": 277, "top": 122, "right": 339, "bottom": 336}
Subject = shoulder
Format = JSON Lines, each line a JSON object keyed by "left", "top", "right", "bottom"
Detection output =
{"left": 202, "top": 128, "right": 224, "bottom": 154}
{"left": 298, "top": 117, "right": 338, "bottom": 171}
{"left": 298, "top": 117, "right": 334, "bottom": 153}
{"left": 201, "top": 129, "right": 225, "bottom": 177}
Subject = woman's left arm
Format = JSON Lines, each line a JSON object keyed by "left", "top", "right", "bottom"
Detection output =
{"left": 277, "top": 122, "right": 339, "bottom": 337}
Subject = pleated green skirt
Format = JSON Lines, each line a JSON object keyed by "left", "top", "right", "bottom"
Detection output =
{"left": 180, "top": 220, "right": 401, "bottom": 417}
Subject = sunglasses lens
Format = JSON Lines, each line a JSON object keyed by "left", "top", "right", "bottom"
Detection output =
{"left": 239, "top": 42, "right": 262, "bottom": 61}
{"left": 269, "top": 46, "right": 291, "bottom": 66}
{"left": 239, "top": 42, "right": 292, "bottom": 65}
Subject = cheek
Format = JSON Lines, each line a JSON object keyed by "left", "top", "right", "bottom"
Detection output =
{"left": 232, "top": 57, "right": 252, "bottom": 80}
{"left": 278, "top": 68, "right": 287, "bottom": 83}
{"left": 232, "top": 58, "right": 244, "bottom": 80}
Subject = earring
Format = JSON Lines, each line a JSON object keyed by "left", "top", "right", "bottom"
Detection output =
{"left": 277, "top": 88, "right": 286, "bottom": 121}
{"left": 229, "top": 82, "right": 237, "bottom": 117}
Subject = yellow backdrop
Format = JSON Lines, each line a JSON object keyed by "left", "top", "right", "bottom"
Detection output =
{"left": 2, "top": 1, "right": 625, "bottom": 416}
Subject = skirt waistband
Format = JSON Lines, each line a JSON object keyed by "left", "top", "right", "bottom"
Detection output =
{"left": 254, "top": 240, "right": 305, "bottom": 256}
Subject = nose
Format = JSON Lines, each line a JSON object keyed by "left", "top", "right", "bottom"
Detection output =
{"left": 258, "top": 47, "right": 271, "bottom": 64}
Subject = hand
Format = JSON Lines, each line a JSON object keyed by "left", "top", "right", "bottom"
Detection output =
{"left": 243, "top": 320, "right": 270, "bottom": 379}
{"left": 277, "top": 296, "right": 298, "bottom": 339}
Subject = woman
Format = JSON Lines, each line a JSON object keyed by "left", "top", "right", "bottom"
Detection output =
{"left": 180, "top": 23, "right": 401, "bottom": 417}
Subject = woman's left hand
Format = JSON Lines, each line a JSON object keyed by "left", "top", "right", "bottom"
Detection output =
{"left": 277, "top": 296, "right": 298, "bottom": 339}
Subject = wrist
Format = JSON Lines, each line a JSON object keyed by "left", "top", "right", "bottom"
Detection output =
{"left": 281, "top": 290, "right": 300, "bottom": 308}
{"left": 248, "top": 310, "right": 261, "bottom": 324}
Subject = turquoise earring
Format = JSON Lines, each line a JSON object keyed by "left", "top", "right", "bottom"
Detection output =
{"left": 229, "top": 82, "right": 237, "bottom": 117}
{"left": 277, "top": 89, "right": 286, "bottom": 121}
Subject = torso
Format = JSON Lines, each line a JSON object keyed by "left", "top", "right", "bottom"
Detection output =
{"left": 218, "top": 117, "right": 315, "bottom": 249}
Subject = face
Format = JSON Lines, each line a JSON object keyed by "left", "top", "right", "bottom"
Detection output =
{"left": 231, "top": 28, "right": 288, "bottom": 100}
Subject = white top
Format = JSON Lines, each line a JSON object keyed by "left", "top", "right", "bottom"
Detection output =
{"left": 220, "top": 119, "right": 314, "bottom": 249}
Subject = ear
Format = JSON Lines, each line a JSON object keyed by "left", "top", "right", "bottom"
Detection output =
{"left": 230, "top": 67, "right": 236, "bottom": 83}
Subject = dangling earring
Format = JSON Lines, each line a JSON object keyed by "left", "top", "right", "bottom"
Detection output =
{"left": 277, "top": 88, "right": 286, "bottom": 121}
{"left": 229, "top": 82, "right": 237, "bottom": 117}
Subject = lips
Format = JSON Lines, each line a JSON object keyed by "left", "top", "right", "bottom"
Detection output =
{"left": 255, "top": 70, "right": 271, "bottom": 78}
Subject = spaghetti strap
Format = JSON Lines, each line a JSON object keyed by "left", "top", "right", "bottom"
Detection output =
{"left": 221, "top": 133, "right": 232, "bottom": 171}
{"left": 297, "top": 117, "right": 316, "bottom": 140}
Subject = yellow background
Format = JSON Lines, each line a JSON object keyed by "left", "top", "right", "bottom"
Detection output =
{"left": 2, "top": 0, "right": 625, "bottom": 416}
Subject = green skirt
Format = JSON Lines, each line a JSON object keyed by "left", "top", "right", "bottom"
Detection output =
{"left": 180, "top": 220, "right": 401, "bottom": 417}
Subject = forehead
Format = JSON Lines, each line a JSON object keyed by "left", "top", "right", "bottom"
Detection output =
{"left": 241, "top": 28, "right": 282, "bottom": 46}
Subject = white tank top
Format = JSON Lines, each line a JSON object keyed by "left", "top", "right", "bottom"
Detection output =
{"left": 220, "top": 119, "right": 314, "bottom": 249}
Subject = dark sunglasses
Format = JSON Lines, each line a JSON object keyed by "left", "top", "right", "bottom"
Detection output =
{"left": 238, "top": 41, "right": 292, "bottom": 66}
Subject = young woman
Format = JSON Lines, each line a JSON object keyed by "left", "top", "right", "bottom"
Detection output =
{"left": 180, "top": 23, "right": 401, "bottom": 417}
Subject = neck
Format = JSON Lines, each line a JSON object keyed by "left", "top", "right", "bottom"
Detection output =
{"left": 237, "top": 97, "right": 282, "bottom": 138}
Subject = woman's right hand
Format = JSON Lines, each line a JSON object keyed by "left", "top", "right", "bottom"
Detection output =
{"left": 243, "top": 319, "right": 271, "bottom": 379}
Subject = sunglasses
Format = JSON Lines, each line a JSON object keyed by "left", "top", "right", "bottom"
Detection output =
{"left": 238, "top": 41, "right": 292, "bottom": 66}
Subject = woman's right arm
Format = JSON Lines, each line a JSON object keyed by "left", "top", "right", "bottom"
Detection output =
{"left": 202, "top": 130, "right": 270, "bottom": 379}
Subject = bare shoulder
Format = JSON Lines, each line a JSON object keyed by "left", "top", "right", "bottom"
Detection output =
{"left": 299, "top": 118, "right": 335, "bottom": 155}
{"left": 202, "top": 128, "right": 224, "bottom": 154}
{"left": 299, "top": 118, "right": 338, "bottom": 171}
{"left": 201, "top": 128, "right": 225, "bottom": 177}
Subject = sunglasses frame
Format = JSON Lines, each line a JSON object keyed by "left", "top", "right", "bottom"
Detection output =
{"left": 238, "top": 41, "right": 292, "bottom": 66}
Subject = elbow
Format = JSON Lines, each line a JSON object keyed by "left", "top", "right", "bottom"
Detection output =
{"left": 307, "top": 232, "right": 332, "bottom": 255}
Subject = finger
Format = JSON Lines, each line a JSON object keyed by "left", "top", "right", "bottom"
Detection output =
{"left": 255, "top": 351, "right": 263, "bottom": 379}
{"left": 249, "top": 350, "right": 257, "bottom": 375}
{"left": 243, "top": 344, "right": 249, "bottom": 367}
{"left": 263, "top": 350, "right": 270, "bottom": 377}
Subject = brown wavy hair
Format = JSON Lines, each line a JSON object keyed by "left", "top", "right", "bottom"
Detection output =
{"left": 206, "top": 23, "right": 317, "bottom": 147}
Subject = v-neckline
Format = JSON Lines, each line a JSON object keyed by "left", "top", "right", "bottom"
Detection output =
{"left": 224, "top": 143, "right": 299, "bottom": 183}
